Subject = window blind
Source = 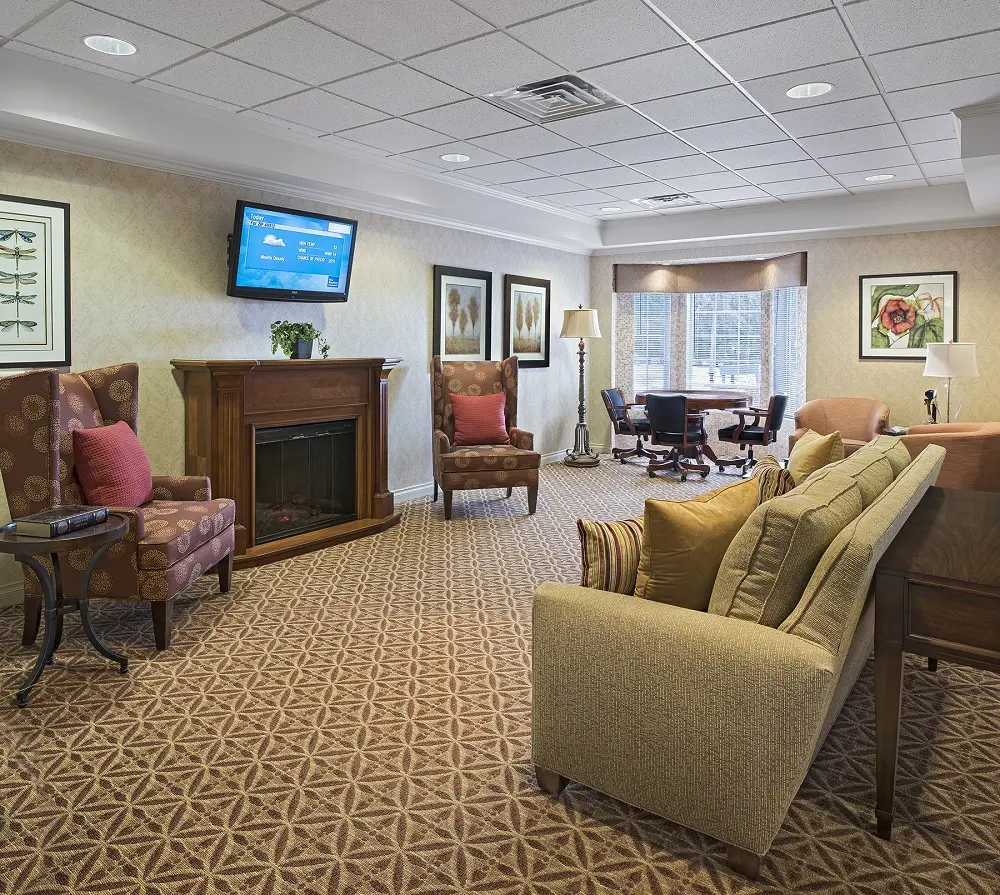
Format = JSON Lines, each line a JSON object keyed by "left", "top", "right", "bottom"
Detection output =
{"left": 686, "top": 292, "right": 762, "bottom": 401}
{"left": 772, "top": 286, "right": 805, "bottom": 418}
{"left": 633, "top": 292, "right": 671, "bottom": 392}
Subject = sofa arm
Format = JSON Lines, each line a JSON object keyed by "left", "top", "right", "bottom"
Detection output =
{"left": 510, "top": 427, "right": 534, "bottom": 450}
{"left": 787, "top": 427, "right": 808, "bottom": 454}
{"left": 532, "top": 582, "right": 837, "bottom": 856}
{"left": 151, "top": 476, "right": 212, "bottom": 501}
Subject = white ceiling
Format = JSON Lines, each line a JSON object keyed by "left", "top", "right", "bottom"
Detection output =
{"left": 1, "top": 0, "right": 999, "bottom": 224}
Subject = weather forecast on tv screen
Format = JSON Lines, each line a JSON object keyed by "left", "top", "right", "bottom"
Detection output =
{"left": 235, "top": 205, "right": 355, "bottom": 294}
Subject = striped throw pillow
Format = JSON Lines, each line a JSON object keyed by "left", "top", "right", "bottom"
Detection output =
{"left": 753, "top": 455, "right": 796, "bottom": 504}
{"left": 577, "top": 517, "right": 643, "bottom": 594}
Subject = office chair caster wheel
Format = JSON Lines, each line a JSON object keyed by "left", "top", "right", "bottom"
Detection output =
{"left": 701, "top": 470, "right": 709, "bottom": 478}
{"left": 680, "top": 474, "right": 688, "bottom": 482}
{"left": 648, "top": 470, "right": 655, "bottom": 478}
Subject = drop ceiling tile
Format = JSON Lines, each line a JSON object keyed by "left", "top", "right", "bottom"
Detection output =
{"left": 459, "top": 160, "right": 548, "bottom": 183}
{"left": 835, "top": 165, "right": 925, "bottom": 187}
{"left": 545, "top": 108, "right": 662, "bottom": 145}
{"left": 0, "top": 0, "right": 59, "bottom": 37}
{"left": 646, "top": 0, "right": 832, "bottom": 40}
{"left": 634, "top": 155, "right": 726, "bottom": 179}
{"left": 842, "top": 0, "right": 1000, "bottom": 54}
{"left": 405, "top": 99, "right": 528, "bottom": 139}
{"left": 820, "top": 146, "right": 916, "bottom": 174}
{"left": 84, "top": 0, "right": 282, "bottom": 46}
{"left": 913, "top": 139, "right": 960, "bottom": 163}
{"left": 549, "top": 189, "right": 619, "bottom": 207}
{"left": 711, "top": 196, "right": 781, "bottom": 208}
{"left": 871, "top": 31, "right": 1000, "bottom": 94}
{"left": 688, "top": 185, "right": 772, "bottom": 202}
{"left": 738, "top": 159, "right": 827, "bottom": 184}
{"left": 526, "top": 148, "right": 618, "bottom": 175}
{"left": 237, "top": 110, "right": 327, "bottom": 137}
{"left": 583, "top": 45, "right": 728, "bottom": 104}
{"left": 393, "top": 156, "right": 447, "bottom": 174}
{"left": 257, "top": 89, "right": 387, "bottom": 133}
{"left": 595, "top": 132, "right": 694, "bottom": 164}
{"left": 400, "top": 141, "right": 506, "bottom": 170}
{"left": 328, "top": 65, "right": 467, "bottom": 116}
{"left": 575, "top": 202, "right": 633, "bottom": 215}
{"left": 778, "top": 188, "right": 849, "bottom": 201}
{"left": 775, "top": 95, "right": 893, "bottom": 138}
{"left": 7, "top": 41, "right": 140, "bottom": 82}
{"left": 321, "top": 134, "right": 391, "bottom": 156}
{"left": 566, "top": 167, "right": 652, "bottom": 189}
{"left": 408, "top": 32, "right": 561, "bottom": 96}
{"left": 849, "top": 179, "right": 929, "bottom": 193}
{"left": 14, "top": 2, "right": 199, "bottom": 77}
{"left": 766, "top": 175, "right": 845, "bottom": 195}
{"left": 505, "top": 176, "right": 584, "bottom": 196}
{"left": 604, "top": 182, "right": 676, "bottom": 201}
{"left": 509, "top": 0, "right": 681, "bottom": 70}
{"left": 266, "top": 0, "right": 316, "bottom": 8}
{"left": 470, "top": 127, "right": 577, "bottom": 159}
{"left": 899, "top": 115, "right": 957, "bottom": 144}
{"left": 928, "top": 174, "right": 965, "bottom": 185}
{"left": 637, "top": 86, "right": 761, "bottom": 131}
{"left": 921, "top": 159, "right": 964, "bottom": 178}
{"left": 457, "top": 0, "right": 582, "bottom": 27}
{"left": 676, "top": 116, "right": 786, "bottom": 152}
{"left": 710, "top": 141, "right": 809, "bottom": 167}
{"left": 138, "top": 80, "right": 242, "bottom": 110}
{"left": 700, "top": 10, "right": 857, "bottom": 81}
{"left": 662, "top": 171, "right": 750, "bottom": 191}
{"left": 337, "top": 118, "right": 450, "bottom": 153}
{"left": 798, "top": 123, "right": 906, "bottom": 157}
{"left": 221, "top": 18, "right": 387, "bottom": 86}
{"left": 886, "top": 74, "right": 1000, "bottom": 121}
{"left": 743, "top": 58, "right": 878, "bottom": 114}
{"left": 151, "top": 53, "right": 303, "bottom": 106}
{"left": 304, "top": 0, "right": 492, "bottom": 60}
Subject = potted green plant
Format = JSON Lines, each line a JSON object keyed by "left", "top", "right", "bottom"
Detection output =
{"left": 270, "top": 320, "right": 331, "bottom": 359}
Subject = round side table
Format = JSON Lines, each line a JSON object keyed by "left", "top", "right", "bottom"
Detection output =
{"left": 0, "top": 514, "right": 129, "bottom": 707}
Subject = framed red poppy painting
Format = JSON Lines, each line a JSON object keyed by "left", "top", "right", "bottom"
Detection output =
{"left": 859, "top": 271, "right": 957, "bottom": 360}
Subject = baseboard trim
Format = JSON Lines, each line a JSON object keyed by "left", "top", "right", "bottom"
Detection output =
{"left": 0, "top": 579, "right": 23, "bottom": 609}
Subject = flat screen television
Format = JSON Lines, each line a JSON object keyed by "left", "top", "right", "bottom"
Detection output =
{"left": 227, "top": 200, "right": 358, "bottom": 302}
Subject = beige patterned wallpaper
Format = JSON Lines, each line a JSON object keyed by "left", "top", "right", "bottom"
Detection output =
{"left": 589, "top": 226, "right": 1000, "bottom": 448}
{"left": 0, "top": 139, "right": 590, "bottom": 598}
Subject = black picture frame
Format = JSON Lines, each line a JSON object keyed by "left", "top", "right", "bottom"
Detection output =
{"left": 432, "top": 265, "right": 492, "bottom": 361}
{"left": 858, "top": 270, "right": 958, "bottom": 361}
{"left": 502, "top": 275, "right": 551, "bottom": 368}
{"left": 0, "top": 193, "right": 71, "bottom": 369}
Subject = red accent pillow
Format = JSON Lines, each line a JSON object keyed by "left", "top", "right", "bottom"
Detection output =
{"left": 73, "top": 421, "right": 153, "bottom": 507}
{"left": 450, "top": 392, "right": 510, "bottom": 446}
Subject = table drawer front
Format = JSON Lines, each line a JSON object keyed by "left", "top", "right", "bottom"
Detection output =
{"left": 906, "top": 582, "right": 1000, "bottom": 659}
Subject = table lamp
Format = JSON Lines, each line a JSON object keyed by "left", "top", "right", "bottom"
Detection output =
{"left": 560, "top": 305, "right": 602, "bottom": 467}
{"left": 922, "top": 341, "right": 978, "bottom": 423}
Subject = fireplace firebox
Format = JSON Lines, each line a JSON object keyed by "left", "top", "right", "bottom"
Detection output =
{"left": 254, "top": 421, "right": 357, "bottom": 544}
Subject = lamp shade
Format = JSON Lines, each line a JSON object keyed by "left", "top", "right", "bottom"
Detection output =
{"left": 560, "top": 307, "right": 601, "bottom": 339}
{"left": 923, "top": 342, "right": 979, "bottom": 378}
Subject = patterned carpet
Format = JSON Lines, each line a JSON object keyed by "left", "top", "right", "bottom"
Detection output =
{"left": 1, "top": 459, "right": 999, "bottom": 894}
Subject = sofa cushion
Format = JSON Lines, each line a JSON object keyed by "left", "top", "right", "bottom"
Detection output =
{"left": 788, "top": 429, "right": 845, "bottom": 485}
{"left": 577, "top": 517, "right": 643, "bottom": 595}
{"left": 449, "top": 392, "right": 510, "bottom": 445}
{"left": 804, "top": 446, "right": 894, "bottom": 508}
{"left": 856, "top": 434, "right": 911, "bottom": 477}
{"left": 137, "top": 498, "right": 237, "bottom": 570}
{"left": 752, "top": 455, "right": 797, "bottom": 503}
{"left": 73, "top": 420, "right": 153, "bottom": 508}
{"left": 440, "top": 444, "right": 540, "bottom": 473}
{"left": 708, "top": 472, "right": 864, "bottom": 627}
{"left": 634, "top": 477, "right": 759, "bottom": 611}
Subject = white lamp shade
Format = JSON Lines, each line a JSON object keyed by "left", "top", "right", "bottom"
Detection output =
{"left": 560, "top": 308, "right": 601, "bottom": 339}
{"left": 923, "top": 342, "right": 979, "bottom": 378}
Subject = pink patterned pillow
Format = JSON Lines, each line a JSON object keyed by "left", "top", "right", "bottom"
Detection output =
{"left": 450, "top": 392, "right": 510, "bottom": 446}
{"left": 73, "top": 421, "right": 153, "bottom": 507}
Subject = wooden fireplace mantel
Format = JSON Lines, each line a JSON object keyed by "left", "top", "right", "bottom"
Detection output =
{"left": 170, "top": 357, "right": 401, "bottom": 569}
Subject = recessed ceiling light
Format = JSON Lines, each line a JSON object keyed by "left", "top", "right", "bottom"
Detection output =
{"left": 599, "top": 206, "right": 622, "bottom": 212}
{"left": 83, "top": 34, "right": 137, "bottom": 56}
{"left": 785, "top": 82, "right": 833, "bottom": 99}
{"left": 440, "top": 153, "right": 471, "bottom": 163}
{"left": 864, "top": 173, "right": 895, "bottom": 182}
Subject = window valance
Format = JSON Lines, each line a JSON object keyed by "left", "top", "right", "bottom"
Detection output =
{"left": 613, "top": 253, "right": 807, "bottom": 295}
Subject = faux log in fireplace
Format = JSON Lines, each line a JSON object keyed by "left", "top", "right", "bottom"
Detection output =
{"left": 170, "top": 358, "right": 401, "bottom": 568}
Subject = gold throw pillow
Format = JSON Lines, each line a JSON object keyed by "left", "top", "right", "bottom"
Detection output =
{"left": 788, "top": 429, "right": 845, "bottom": 485}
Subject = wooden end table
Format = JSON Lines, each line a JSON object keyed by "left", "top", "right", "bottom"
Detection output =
{"left": 874, "top": 486, "right": 1000, "bottom": 839}
{"left": 1, "top": 515, "right": 129, "bottom": 707}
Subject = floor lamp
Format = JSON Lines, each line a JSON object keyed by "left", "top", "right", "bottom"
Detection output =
{"left": 923, "top": 341, "right": 979, "bottom": 423}
{"left": 561, "top": 305, "right": 602, "bottom": 467}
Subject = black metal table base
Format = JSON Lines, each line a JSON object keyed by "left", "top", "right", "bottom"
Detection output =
{"left": 14, "top": 544, "right": 128, "bottom": 707}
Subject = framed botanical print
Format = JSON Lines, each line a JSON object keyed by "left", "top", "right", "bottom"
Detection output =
{"left": 433, "top": 265, "right": 492, "bottom": 361}
{"left": 859, "top": 271, "right": 957, "bottom": 360}
{"left": 502, "top": 275, "right": 550, "bottom": 368}
{"left": 0, "top": 194, "right": 71, "bottom": 369}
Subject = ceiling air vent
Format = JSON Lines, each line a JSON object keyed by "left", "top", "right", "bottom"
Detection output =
{"left": 484, "top": 75, "right": 622, "bottom": 124}
{"left": 631, "top": 194, "right": 701, "bottom": 209}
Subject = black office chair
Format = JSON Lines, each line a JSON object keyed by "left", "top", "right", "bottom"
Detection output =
{"left": 716, "top": 394, "right": 788, "bottom": 474}
{"left": 601, "top": 388, "right": 657, "bottom": 464}
{"left": 645, "top": 393, "right": 710, "bottom": 481}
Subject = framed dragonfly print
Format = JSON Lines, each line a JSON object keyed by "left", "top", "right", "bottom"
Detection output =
{"left": 859, "top": 271, "right": 957, "bottom": 360}
{"left": 0, "top": 194, "right": 71, "bottom": 369}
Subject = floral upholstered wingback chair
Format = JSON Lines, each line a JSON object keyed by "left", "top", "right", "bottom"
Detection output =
{"left": 431, "top": 356, "right": 540, "bottom": 520}
{"left": 0, "top": 363, "right": 236, "bottom": 650}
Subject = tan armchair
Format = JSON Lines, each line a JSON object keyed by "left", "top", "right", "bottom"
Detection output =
{"left": 0, "top": 364, "right": 235, "bottom": 650}
{"left": 431, "top": 356, "right": 540, "bottom": 519}
{"left": 789, "top": 397, "right": 889, "bottom": 455}
{"left": 899, "top": 422, "right": 1000, "bottom": 491}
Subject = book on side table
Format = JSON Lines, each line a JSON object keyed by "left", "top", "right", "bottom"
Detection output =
{"left": 12, "top": 505, "right": 109, "bottom": 538}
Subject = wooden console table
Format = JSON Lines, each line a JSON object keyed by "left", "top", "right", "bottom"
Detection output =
{"left": 874, "top": 486, "right": 1000, "bottom": 839}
